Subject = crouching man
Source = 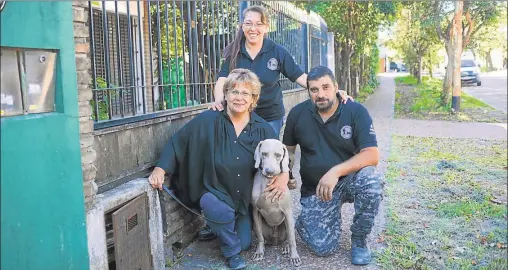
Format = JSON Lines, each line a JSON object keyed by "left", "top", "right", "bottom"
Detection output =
{"left": 282, "top": 66, "right": 383, "bottom": 265}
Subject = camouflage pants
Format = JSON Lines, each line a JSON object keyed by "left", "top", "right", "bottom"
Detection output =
{"left": 296, "top": 166, "right": 383, "bottom": 257}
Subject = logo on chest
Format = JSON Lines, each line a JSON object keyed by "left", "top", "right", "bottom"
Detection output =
{"left": 267, "top": 58, "right": 278, "bottom": 71}
{"left": 340, "top": 125, "right": 353, "bottom": 139}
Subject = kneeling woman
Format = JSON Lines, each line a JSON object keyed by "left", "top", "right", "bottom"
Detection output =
{"left": 148, "top": 69, "right": 289, "bottom": 269}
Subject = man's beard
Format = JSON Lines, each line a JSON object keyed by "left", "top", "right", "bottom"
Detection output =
{"left": 314, "top": 98, "right": 334, "bottom": 112}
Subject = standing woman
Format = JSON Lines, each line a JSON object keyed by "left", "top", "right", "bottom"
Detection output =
{"left": 210, "top": 5, "right": 350, "bottom": 137}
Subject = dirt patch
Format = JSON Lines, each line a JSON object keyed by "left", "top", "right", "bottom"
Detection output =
{"left": 395, "top": 84, "right": 507, "bottom": 123}
{"left": 377, "top": 136, "right": 507, "bottom": 269}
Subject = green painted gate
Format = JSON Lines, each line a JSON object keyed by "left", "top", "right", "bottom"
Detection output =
{"left": 1, "top": 2, "right": 89, "bottom": 269}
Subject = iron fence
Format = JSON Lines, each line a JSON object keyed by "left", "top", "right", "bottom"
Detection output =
{"left": 87, "top": 1, "right": 328, "bottom": 129}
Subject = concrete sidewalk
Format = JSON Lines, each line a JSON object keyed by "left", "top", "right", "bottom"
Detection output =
{"left": 169, "top": 73, "right": 507, "bottom": 270}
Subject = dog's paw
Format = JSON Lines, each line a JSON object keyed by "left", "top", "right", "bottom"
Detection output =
{"left": 252, "top": 252, "right": 264, "bottom": 261}
{"left": 282, "top": 245, "right": 290, "bottom": 255}
{"left": 291, "top": 255, "right": 302, "bottom": 267}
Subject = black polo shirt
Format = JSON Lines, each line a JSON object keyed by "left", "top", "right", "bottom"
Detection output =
{"left": 282, "top": 96, "right": 378, "bottom": 197}
{"left": 156, "top": 109, "right": 277, "bottom": 215}
{"left": 218, "top": 38, "right": 305, "bottom": 122}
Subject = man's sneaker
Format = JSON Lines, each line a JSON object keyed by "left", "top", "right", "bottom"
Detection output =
{"left": 351, "top": 237, "right": 372, "bottom": 265}
{"left": 227, "top": 254, "right": 246, "bottom": 269}
{"left": 197, "top": 225, "right": 217, "bottom": 241}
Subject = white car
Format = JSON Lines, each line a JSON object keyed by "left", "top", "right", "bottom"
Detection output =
{"left": 460, "top": 59, "right": 482, "bottom": 86}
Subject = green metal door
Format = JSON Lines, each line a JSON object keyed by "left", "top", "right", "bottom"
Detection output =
{"left": 1, "top": 2, "right": 89, "bottom": 269}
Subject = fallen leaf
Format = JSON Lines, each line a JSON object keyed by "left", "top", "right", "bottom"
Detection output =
{"left": 424, "top": 223, "right": 430, "bottom": 228}
{"left": 497, "top": 243, "right": 507, "bottom": 249}
{"left": 376, "top": 234, "right": 385, "bottom": 243}
{"left": 480, "top": 237, "right": 487, "bottom": 245}
{"left": 472, "top": 260, "right": 477, "bottom": 265}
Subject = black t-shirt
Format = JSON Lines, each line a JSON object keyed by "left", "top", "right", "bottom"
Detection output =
{"left": 218, "top": 38, "right": 304, "bottom": 121}
{"left": 283, "top": 96, "right": 378, "bottom": 196}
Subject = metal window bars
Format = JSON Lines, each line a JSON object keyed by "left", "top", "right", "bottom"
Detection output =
{"left": 87, "top": 1, "right": 328, "bottom": 129}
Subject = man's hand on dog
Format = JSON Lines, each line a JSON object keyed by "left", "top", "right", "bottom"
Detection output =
{"left": 264, "top": 172, "right": 290, "bottom": 202}
{"left": 148, "top": 167, "right": 166, "bottom": 190}
{"left": 316, "top": 169, "right": 339, "bottom": 202}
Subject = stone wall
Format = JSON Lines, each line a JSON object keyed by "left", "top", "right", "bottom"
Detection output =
{"left": 73, "top": 1, "right": 98, "bottom": 208}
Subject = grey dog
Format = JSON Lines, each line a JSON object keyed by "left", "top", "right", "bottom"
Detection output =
{"left": 252, "top": 139, "right": 301, "bottom": 266}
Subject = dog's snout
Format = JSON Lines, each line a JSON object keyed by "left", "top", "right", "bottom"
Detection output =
{"left": 265, "top": 168, "right": 275, "bottom": 175}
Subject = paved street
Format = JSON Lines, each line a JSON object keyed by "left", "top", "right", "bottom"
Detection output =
{"left": 462, "top": 69, "right": 507, "bottom": 112}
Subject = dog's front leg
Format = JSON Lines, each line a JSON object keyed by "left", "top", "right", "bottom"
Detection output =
{"left": 284, "top": 207, "right": 301, "bottom": 266}
{"left": 252, "top": 207, "right": 265, "bottom": 261}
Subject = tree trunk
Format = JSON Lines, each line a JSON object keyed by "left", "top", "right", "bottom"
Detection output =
{"left": 442, "top": 44, "right": 454, "bottom": 106}
{"left": 335, "top": 40, "right": 342, "bottom": 87}
{"left": 417, "top": 56, "right": 423, "bottom": 84}
{"left": 341, "top": 45, "right": 351, "bottom": 94}
{"left": 486, "top": 51, "right": 493, "bottom": 71}
{"left": 359, "top": 54, "right": 363, "bottom": 88}
{"left": 451, "top": 1, "right": 463, "bottom": 112}
{"left": 428, "top": 51, "right": 434, "bottom": 78}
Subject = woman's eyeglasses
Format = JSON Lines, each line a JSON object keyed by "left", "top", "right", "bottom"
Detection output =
{"left": 228, "top": 90, "right": 253, "bottom": 99}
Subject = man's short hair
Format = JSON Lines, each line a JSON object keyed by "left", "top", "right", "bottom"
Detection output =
{"left": 307, "top": 66, "right": 337, "bottom": 88}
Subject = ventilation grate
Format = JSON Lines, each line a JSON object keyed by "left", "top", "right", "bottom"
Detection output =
{"left": 127, "top": 214, "right": 138, "bottom": 232}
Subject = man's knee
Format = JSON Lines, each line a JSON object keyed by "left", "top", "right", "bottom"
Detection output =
{"left": 296, "top": 221, "right": 340, "bottom": 257}
{"left": 302, "top": 236, "right": 339, "bottom": 257}
{"left": 354, "top": 166, "right": 383, "bottom": 195}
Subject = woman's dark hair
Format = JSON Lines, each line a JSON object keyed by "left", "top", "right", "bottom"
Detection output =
{"left": 222, "top": 5, "right": 270, "bottom": 72}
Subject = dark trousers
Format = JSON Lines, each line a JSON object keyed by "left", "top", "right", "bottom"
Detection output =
{"left": 199, "top": 192, "right": 252, "bottom": 258}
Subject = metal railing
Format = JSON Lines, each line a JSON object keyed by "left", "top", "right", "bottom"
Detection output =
{"left": 87, "top": 1, "right": 328, "bottom": 129}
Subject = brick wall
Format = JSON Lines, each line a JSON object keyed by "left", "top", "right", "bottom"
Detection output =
{"left": 73, "top": 1, "right": 98, "bottom": 208}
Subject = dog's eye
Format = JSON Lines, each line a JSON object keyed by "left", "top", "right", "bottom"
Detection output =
{"left": 261, "top": 152, "right": 268, "bottom": 157}
{"left": 275, "top": 153, "right": 281, "bottom": 159}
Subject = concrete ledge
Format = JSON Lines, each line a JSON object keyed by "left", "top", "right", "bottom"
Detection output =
{"left": 87, "top": 178, "right": 165, "bottom": 270}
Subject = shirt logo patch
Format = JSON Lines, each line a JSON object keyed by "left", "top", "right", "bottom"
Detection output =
{"left": 267, "top": 58, "right": 278, "bottom": 71}
{"left": 340, "top": 125, "right": 353, "bottom": 139}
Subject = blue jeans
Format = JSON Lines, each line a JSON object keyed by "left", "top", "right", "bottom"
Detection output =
{"left": 267, "top": 118, "right": 284, "bottom": 139}
{"left": 199, "top": 192, "right": 252, "bottom": 258}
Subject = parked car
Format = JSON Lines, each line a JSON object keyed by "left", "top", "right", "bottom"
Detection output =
{"left": 389, "top": 62, "right": 400, "bottom": 72}
{"left": 460, "top": 59, "right": 482, "bottom": 86}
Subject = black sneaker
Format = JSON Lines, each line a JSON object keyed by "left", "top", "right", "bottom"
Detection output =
{"left": 227, "top": 254, "right": 246, "bottom": 269}
{"left": 197, "top": 225, "right": 217, "bottom": 241}
{"left": 351, "top": 237, "right": 371, "bottom": 265}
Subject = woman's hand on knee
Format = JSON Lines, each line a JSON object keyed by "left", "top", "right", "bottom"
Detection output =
{"left": 148, "top": 167, "right": 166, "bottom": 190}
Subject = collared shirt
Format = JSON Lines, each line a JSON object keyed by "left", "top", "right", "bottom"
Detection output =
{"left": 283, "top": 95, "right": 378, "bottom": 196}
{"left": 218, "top": 38, "right": 305, "bottom": 121}
{"left": 156, "top": 109, "right": 277, "bottom": 215}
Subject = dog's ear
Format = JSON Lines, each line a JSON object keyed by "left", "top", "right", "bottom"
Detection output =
{"left": 254, "top": 141, "right": 263, "bottom": 169}
{"left": 280, "top": 144, "right": 290, "bottom": 173}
